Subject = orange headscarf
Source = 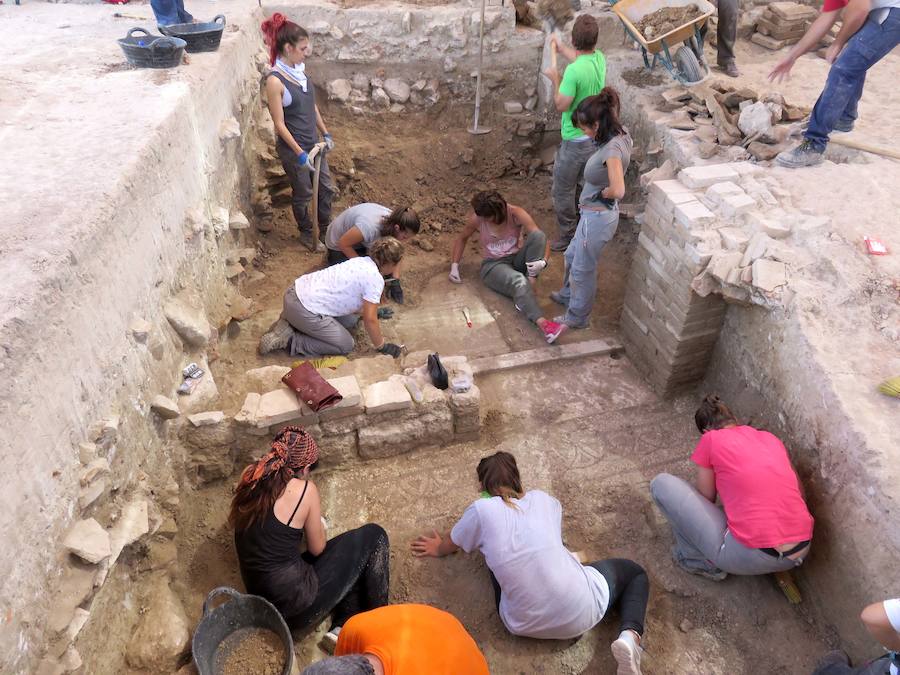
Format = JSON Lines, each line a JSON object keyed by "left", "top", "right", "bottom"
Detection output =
{"left": 238, "top": 425, "right": 320, "bottom": 490}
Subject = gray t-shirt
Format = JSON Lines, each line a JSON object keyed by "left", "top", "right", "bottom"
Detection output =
{"left": 580, "top": 131, "right": 633, "bottom": 207}
{"left": 325, "top": 203, "right": 391, "bottom": 252}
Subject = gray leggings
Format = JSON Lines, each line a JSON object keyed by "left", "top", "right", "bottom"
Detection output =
{"left": 480, "top": 230, "right": 546, "bottom": 323}
{"left": 814, "top": 655, "right": 892, "bottom": 675}
{"left": 650, "top": 473, "right": 808, "bottom": 576}
{"left": 282, "top": 286, "right": 359, "bottom": 357}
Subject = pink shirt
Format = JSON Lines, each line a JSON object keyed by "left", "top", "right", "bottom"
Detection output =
{"left": 478, "top": 213, "right": 522, "bottom": 260}
{"left": 691, "top": 426, "right": 814, "bottom": 548}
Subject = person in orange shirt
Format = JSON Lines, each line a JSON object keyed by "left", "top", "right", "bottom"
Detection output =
{"left": 300, "top": 604, "right": 489, "bottom": 675}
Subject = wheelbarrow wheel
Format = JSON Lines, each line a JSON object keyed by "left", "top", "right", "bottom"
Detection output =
{"left": 675, "top": 46, "right": 703, "bottom": 84}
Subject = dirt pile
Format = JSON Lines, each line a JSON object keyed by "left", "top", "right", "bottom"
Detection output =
{"left": 636, "top": 5, "right": 703, "bottom": 40}
{"left": 216, "top": 628, "right": 286, "bottom": 675}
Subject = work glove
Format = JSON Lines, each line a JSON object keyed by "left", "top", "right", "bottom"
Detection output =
{"left": 323, "top": 133, "right": 335, "bottom": 151}
{"left": 449, "top": 263, "right": 462, "bottom": 284}
{"left": 525, "top": 259, "right": 547, "bottom": 278}
{"left": 385, "top": 279, "right": 404, "bottom": 305}
{"left": 377, "top": 342, "right": 403, "bottom": 358}
{"left": 377, "top": 307, "right": 394, "bottom": 320}
{"left": 297, "top": 150, "right": 314, "bottom": 172}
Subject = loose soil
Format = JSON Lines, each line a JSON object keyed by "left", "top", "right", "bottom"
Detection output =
{"left": 217, "top": 627, "right": 287, "bottom": 675}
{"left": 636, "top": 5, "right": 703, "bottom": 40}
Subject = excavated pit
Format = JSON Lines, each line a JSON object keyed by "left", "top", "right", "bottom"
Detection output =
{"left": 5, "top": 2, "right": 898, "bottom": 674}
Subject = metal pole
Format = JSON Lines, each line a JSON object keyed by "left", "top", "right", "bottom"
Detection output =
{"left": 469, "top": 0, "right": 491, "bottom": 134}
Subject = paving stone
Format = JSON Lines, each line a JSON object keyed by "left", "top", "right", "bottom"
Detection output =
{"left": 163, "top": 296, "right": 210, "bottom": 348}
{"left": 674, "top": 201, "right": 716, "bottom": 228}
{"left": 740, "top": 232, "right": 773, "bottom": 267}
{"left": 752, "top": 258, "right": 788, "bottom": 292}
{"left": 234, "top": 392, "right": 261, "bottom": 426}
{"left": 319, "top": 376, "right": 365, "bottom": 421}
{"left": 150, "top": 395, "right": 180, "bottom": 420}
{"left": 255, "top": 388, "right": 318, "bottom": 428}
{"left": 363, "top": 380, "right": 413, "bottom": 414}
{"left": 719, "top": 227, "right": 750, "bottom": 250}
{"left": 63, "top": 518, "right": 110, "bottom": 564}
{"left": 229, "top": 210, "right": 250, "bottom": 230}
{"left": 186, "top": 413, "right": 225, "bottom": 431}
{"left": 678, "top": 164, "right": 740, "bottom": 189}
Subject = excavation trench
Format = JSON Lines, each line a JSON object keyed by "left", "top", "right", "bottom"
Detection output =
{"left": 16, "top": 4, "right": 898, "bottom": 674}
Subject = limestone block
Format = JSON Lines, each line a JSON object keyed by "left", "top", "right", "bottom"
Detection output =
{"left": 129, "top": 318, "right": 152, "bottom": 343}
{"left": 78, "top": 480, "right": 107, "bottom": 511}
{"left": 109, "top": 500, "right": 150, "bottom": 561}
{"left": 151, "top": 395, "right": 180, "bottom": 420}
{"left": 364, "top": 380, "right": 413, "bottom": 414}
{"left": 504, "top": 101, "right": 523, "bottom": 114}
{"left": 211, "top": 206, "right": 230, "bottom": 237}
{"left": 80, "top": 458, "right": 110, "bottom": 486}
{"left": 235, "top": 392, "right": 261, "bottom": 426}
{"left": 67, "top": 608, "right": 91, "bottom": 642}
{"left": 245, "top": 365, "right": 292, "bottom": 393}
{"left": 163, "top": 295, "right": 211, "bottom": 348}
{"left": 317, "top": 431, "right": 360, "bottom": 469}
{"left": 705, "top": 181, "right": 743, "bottom": 202}
{"left": 320, "top": 376, "right": 364, "bottom": 421}
{"left": 63, "top": 519, "right": 110, "bottom": 564}
{"left": 256, "top": 388, "right": 319, "bottom": 428}
{"left": 371, "top": 88, "right": 391, "bottom": 108}
{"left": 229, "top": 210, "right": 250, "bottom": 230}
{"left": 188, "top": 411, "right": 225, "bottom": 427}
{"left": 674, "top": 201, "right": 716, "bottom": 229}
{"left": 225, "top": 262, "right": 244, "bottom": 280}
{"left": 753, "top": 216, "right": 791, "bottom": 239}
{"left": 320, "top": 413, "right": 369, "bottom": 436}
{"left": 358, "top": 407, "right": 453, "bottom": 459}
{"left": 47, "top": 563, "right": 96, "bottom": 635}
{"left": 740, "top": 232, "right": 773, "bottom": 267}
{"left": 718, "top": 192, "right": 757, "bottom": 218}
{"left": 718, "top": 227, "right": 749, "bottom": 251}
{"left": 707, "top": 251, "right": 744, "bottom": 283}
{"left": 752, "top": 259, "right": 788, "bottom": 292}
{"left": 640, "top": 160, "right": 676, "bottom": 189}
{"left": 218, "top": 116, "right": 241, "bottom": 140}
{"left": 383, "top": 78, "right": 410, "bottom": 103}
{"left": 738, "top": 102, "right": 774, "bottom": 140}
{"left": 677, "top": 164, "right": 740, "bottom": 189}
{"left": 327, "top": 79, "right": 352, "bottom": 103}
{"left": 185, "top": 416, "right": 235, "bottom": 454}
{"left": 125, "top": 578, "right": 190, "bottom": 671}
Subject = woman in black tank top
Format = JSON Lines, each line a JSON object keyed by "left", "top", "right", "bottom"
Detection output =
{"left": 230, "top": 426, "right": 390, "bottom": 636}
{"left": 260, "top": 13, "right": 335, "bottom": 243}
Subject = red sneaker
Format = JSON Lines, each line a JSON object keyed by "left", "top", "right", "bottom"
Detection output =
{"left": 542, "top": 320, "right": 566, "bottom": 344}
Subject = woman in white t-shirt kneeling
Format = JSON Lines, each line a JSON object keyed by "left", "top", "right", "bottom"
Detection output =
{"left": 259, "top": 237, "right": 405, "bottom": 358}
{"left": 411, "top": 451, "right": 649, "bottom": 675}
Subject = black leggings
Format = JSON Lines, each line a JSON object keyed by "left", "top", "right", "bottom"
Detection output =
{"left": 289, "top": 523, "right": 390, "bottom": 632}
{"left": 587, "top": 558, "right": 649, "bottom": 636}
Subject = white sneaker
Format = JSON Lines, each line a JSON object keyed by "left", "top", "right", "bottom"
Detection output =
{"left": 319, "top": 626, "right": 341, "bottom": 655}
{"left": 611, "top": 630, "right": 643, "bottom": 675}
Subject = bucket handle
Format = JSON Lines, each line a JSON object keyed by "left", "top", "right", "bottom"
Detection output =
{"left": 202, "top": 587, "right": 244, "bottom": 618}
{"left": 127, "top": 27, "right": 152, "bottom": 39}
{"left": 213, "top": 14, "right": 226, "bottom": 25}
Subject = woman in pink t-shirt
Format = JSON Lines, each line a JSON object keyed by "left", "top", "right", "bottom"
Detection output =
{"left": 448, "top": 191, "right": 565, "bottom": 344}
{"left": 650, "top": 395, "right": 814, "bottom": 580}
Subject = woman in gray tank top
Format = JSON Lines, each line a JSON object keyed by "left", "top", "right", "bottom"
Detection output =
{"left": 261, "top": 14, "right": 336, "bottom": 246}
{"left": 550, "top": 88, "right": 633, "bottom": 335}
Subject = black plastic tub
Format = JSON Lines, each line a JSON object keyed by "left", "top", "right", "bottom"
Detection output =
{"left": 117, "top": 28, "right": 186, "bottom": 69}
{"left": 160, "top": 15, "right": 226, "bottom": 53}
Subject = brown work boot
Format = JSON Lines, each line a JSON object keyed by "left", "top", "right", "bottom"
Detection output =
{"left": 719, "top": 61, "right": 739, "bottom": 78}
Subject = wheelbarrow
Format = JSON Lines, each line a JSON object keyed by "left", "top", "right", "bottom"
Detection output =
{"left": 611, "top": 0, "right": 715, "bottom": 85}
{"left": 192, "top": 587, "right": 294, "bottom": 675}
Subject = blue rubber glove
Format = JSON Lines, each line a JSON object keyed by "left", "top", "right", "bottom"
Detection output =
{"left": 297, "top": 151, "right": 313, "bottom": 172}
{"left": 323, "top": 133, "right": 335, "bottom": 151}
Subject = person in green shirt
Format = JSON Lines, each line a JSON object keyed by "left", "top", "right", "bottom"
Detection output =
{"left": 543, "top": 14, "right": 606, "bottom": 252}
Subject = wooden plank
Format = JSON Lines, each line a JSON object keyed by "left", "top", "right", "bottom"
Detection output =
{"left": 469, "top": 338, "right": 623, "bottom": 375}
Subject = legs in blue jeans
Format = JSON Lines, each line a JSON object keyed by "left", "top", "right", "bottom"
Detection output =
{"left": 557, "top": 209, "right": 618, "bottom": 327}
{"left": 150, "top": 0, "right": 193, "bottom": 26}
{"left": 587, "top": 559, "right": 649, "bottom": 636}
{"left": 805, "top": 9, "right": 900, "bottom": 150}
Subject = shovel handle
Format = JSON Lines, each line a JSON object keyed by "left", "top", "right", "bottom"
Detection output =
{"left": 550, "top": 40, "right": 558, "bottom": 70}
{"left": 307, "top": 141, "right": 328, "bottom": 162}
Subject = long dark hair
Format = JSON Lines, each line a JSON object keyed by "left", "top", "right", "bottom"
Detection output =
{"left": 380, "top": 206, "right": 421, "bottom": 237}
{"left": 571, "top": 87, "right": 625, "bottom": 146}
{"left": 694, "top": 395, "right": 739, "bottom": 433}
{"left": 471, "top": 190, "right": 508, "bottom": 225}
{"left": 261, "top": 13, "right": 309, "bottom": 66}
{"left": 477, "top": 451, "right": 524, "bottom": 505}
{"left": 229, "top": 467, "right": 293, "bottom": 531}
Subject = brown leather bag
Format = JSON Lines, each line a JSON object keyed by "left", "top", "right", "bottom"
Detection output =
{"left": 281, "top": 362, "right": 343, "bottom": 412}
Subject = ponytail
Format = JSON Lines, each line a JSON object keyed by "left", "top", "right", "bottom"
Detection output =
{"left": 694, "top": 395, "right": 738, "bottom": 433}
{"left": 381, "top": 206, "right": 421, "bottom": 237}
{"left": 571, "top": 86, "right": 625, "bottom": 146}
{"left": 261, "top": 13, "right": 309, "bottom": 66}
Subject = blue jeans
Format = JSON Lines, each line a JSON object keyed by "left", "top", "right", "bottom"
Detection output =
{"left": 150, "top": 0, "right": 193, "bottom": 26}
{"left": 805, "top": 8, "right": 900, "bottom": 150}
{"left": 557, "top": 208, "right": 618, "bottom": 326}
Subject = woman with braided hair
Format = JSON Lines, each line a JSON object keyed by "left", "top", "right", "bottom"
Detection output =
{"left": 230, "top": 427, "right": 389, "bottom": 647}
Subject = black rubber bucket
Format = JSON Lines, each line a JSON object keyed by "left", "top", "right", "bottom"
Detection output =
{"left": 160, "top": 15, "right": 226, "bottom": 53}
{"left": 117, "top": 28, "right": 186, "bottom": 69}
{"left": 192, "top": 587, "right": 294, "bottom": 675}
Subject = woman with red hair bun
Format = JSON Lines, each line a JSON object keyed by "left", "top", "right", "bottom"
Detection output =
{"left": 230, "top": 426, "right": 389, "bottom": 650}
{"left": 260, "top": 13, "right": 336, "bottom": 247}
